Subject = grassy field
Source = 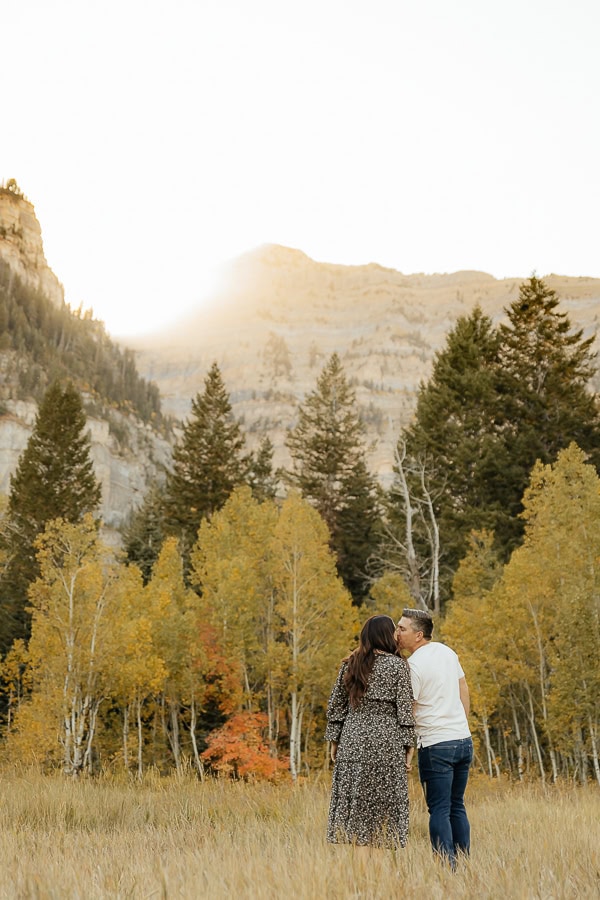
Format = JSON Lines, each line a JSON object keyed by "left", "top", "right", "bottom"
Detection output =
{"left": 0, "top": 768, "right": 598, "bottom": 899}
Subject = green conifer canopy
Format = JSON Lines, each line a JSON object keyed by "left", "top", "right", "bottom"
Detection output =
{"left": 0, "top": 380, "right": 102, "bottom": 650}
{"left": 398, "top": 277, "right": 600, "bottom": 600}
{"left": 285, "top": 353, "right": 381, "bottom": 603}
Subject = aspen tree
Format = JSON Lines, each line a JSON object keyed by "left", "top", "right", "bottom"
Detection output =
{"left": 191, "top": 487, "right": 279, "bottom": 718}
{"left": 25, "top": 516, "right": 116, "bottom": 775}
{"left": 107, "top": 563, "right": 167, "bottom": 775}
{"left": 271, "top": 492, "right": 358, "bottom": 779}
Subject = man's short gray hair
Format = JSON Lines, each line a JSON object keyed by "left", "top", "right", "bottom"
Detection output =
{"left": 402, "top": 608, "right": 434, "bottom": 640}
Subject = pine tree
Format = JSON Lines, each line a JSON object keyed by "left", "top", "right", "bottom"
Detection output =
{"left": 398, "top": 307, "right": 505, "bottom": 586}
{"left": 285, "top": 353, "right": 381, "bottom": 603}
{"left": 0, "top": 381, "right": 101, "bottom": 651}
{"left": 247, "top": 435, "right": 278, "bottom": 502}
{"left": 494, "top": 275, "right": 600, "bottom": 553}
{"left": 122, "top": 481, "right": 168, "bottom": 584}
{"left": 399, "top": 283, "right": 600, "bottom": 595}
{"left": 164, "top": 362, "right": 246, "bottom": 554}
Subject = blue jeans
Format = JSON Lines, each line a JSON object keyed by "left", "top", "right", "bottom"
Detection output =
{"left": 418, "top": 737, "right": 473, "bottom": 867}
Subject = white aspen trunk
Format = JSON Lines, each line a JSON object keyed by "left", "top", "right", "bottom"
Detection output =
{"left": 83, "top": 699, "right": 101, "bottom": 773}
{"left": 63, "top": 573, "right": 77, "bottom": 774}
{"left": 123, "top": 705, "right": 130, "bottom": 771}
{"left": 525, "top": 684, "right": 545, "bottom": 781}
{"left": 267, "top": 682, "right": 274, "bottom": 752}
{"left": 481, "top": 716, "right": 494, "bottom": 778}
{"left": 74, "top": 691, "right": 94, "bottom": 775}
{"left": 587, "top": 715, "right": 600, "bottom": 785}
{"left": 511, "top": 697, "right": 524, "bottom": 781}
{"left": 137, "top": 698, "right": 144, "bottom": 779}
{"left": 266, "top": 588, "right": 276, "bottom": 754}
{"left": 393, "top": 440, "right": 423, "bottom": 606}
{"left": 296, "top": 705, "right": 304, "bottom": 776}
{"left": 528, "top": 604, "right": 558, "bottom": 782}
{"left": 188, "top": 697, "right": 205, "bottom": 781}
{"left": 578, "top": 729, "right": 589, "bottom": 783}
{"left": 62, "top": 570, "right": 107, "bottom": 776}
{"left": 290, "top": 691, "right": 299, "bottom": 781}
{"left": 170, "top": 701, "right": 182, "bottom": 772}
{"left": 549, "top": 747, "right": 558, "bottom": 782}
{"left": 419, "top": 467, "right": 440, "bottom": 615}
{"left": 243, "top": 665, "right": 252, "bottom": 712}
{"left": 288, "top": 547, "right": 300, "bottom": 781}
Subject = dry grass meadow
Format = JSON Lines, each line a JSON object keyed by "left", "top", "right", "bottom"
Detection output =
{"left": 0, "top": 768, "right": 598, "bottom": 899}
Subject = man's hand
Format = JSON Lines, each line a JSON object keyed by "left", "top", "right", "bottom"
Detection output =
{"left": 330, "top": 741, "right": 338, "bottom": 763}
{"left": 405, "top": 746, "right": 414, "bottom": 772}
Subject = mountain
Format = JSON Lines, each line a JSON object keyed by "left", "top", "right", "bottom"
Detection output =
{"left": 130, "top": 244, "right": 600, "bottom": 485}
{"left": 0, "top": 182, "right": 171, "bottom": 535}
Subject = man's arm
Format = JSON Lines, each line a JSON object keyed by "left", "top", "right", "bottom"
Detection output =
{"left": 459, "top": 677, "right": 470, "bottom": 717}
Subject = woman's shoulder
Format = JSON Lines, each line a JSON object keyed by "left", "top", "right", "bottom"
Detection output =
{"left": 374, "top": 653, "right": 411, "bottom": 678}
{"left": 374, "top": 652, "right": 406, "bottom": 668}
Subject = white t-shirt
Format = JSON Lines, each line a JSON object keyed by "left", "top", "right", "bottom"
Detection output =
{"left": 407, "top": 641, "right": 471, "bottom": 748}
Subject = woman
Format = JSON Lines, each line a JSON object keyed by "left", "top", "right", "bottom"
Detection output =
{"left": 325, "top": 614, "right": 415, "bottom": 850}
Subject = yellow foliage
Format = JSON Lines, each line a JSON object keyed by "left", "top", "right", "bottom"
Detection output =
{"left": 368, "top": 571, "right": 412, "bottom": 618}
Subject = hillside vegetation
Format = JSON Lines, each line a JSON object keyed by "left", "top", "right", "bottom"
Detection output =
{"left": 0, "top": 258, "right": 165, "bottom": 430}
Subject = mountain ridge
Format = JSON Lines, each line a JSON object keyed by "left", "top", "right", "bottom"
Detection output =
{"left": 129, "top": 243, "right": 600, "bottom": 484}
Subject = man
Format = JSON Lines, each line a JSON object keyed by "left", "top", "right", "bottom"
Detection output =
{"left": 395, "top": 607, "right": 472, "bottom": 868}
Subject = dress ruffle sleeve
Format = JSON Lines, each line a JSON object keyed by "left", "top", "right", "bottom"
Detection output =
{"left": 324, "top": 663, "right": 348, "bottom": 742}
{"left": 396, "top": 657, "right": 415, "bottom": 744}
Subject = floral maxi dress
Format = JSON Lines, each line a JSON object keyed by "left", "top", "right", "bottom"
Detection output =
{"left": 325, "top": 654, "right": 415, "bottom": 848}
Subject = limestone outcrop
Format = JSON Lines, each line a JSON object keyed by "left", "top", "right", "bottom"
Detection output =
{"left": 0, "top": 183, "right": 64, "bottom": 308}
{"left": 130, "top": 245, "right": 600, "bottom": 487}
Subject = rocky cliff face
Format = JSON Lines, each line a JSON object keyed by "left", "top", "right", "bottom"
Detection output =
{"left": 0, "top": 187, "right": 171, "bottom": 538}
{"left": 0, "top": 185, "right": 64, "bottom": 308}
{"left": 0, "top": 399, "right": 171, "bottom": 536}
{"left": 130, "top": 244, "right": 600, "bottom": 486}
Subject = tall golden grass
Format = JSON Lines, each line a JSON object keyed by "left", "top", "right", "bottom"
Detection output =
{"left": 0, "top": 768, "right": 598, "bottom": 899}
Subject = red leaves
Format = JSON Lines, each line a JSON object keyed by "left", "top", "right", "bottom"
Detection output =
{"left": 201, "top": 712, "right": 288, "bottom": 781}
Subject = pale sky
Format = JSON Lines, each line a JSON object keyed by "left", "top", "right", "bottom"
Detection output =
{"left": 3, "top": 0, "right": 599, "bottom": 336}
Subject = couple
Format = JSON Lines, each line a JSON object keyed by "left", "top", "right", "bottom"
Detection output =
{"left": 325, "top": 609, "right": 472, "bottom": 868}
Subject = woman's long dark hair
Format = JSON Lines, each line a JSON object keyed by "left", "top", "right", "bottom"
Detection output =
{"left": 344, "top": 615, "right": 397, "bottom": 708}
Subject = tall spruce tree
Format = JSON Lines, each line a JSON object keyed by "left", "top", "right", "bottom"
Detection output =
{"left": 164, "top": 362, "right": 246, "bottom": 554}
{"left": 247, "top": 435, "right": 278, "bottom": 502}
{"left": 285, "top": 353, "right": 380, "bottom": 603}
{"left": 400, "top": 307, "right": 507, "bottom": 583}
{"left": 0, "top": 381, "right": 101, "bottom": 651}
{"left": 399, "top": 280, "right": 600, "bottom": 602}
{"left": 122, "top": 481, "right": 168, "bottom": 584}
{"left": 494, "top": 275, "right": 600, "bottom": 552}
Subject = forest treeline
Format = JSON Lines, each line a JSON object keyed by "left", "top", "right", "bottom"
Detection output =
{"left": 0, "top": 258, "right": 165, "bottom": 428}
{"left": 0, "top": 275, "right": 599, "bottom": 783}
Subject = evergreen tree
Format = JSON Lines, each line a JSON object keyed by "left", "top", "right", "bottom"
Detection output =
{"left": 0, "top": 381, "right": 101, "bottom": 651}
{"left": 399, "top": 283, "right": 600, "bottom": 596}
{"left": 122, "top": 481, "right": 168, "bottom": 584}
{"left": 285, "top": 353, "right": 381, "bottom": 603}
{"left": 164, "top": 362, "right": 246, "bottom": 554}
{"left": 399, "top": 307, "right": 506, "bottom": 584}
{"left": 494, "top": 275, "right": 600, "bottom": 552}
{"left": 247, "top": 436, "right": 279, "bottom": 502}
